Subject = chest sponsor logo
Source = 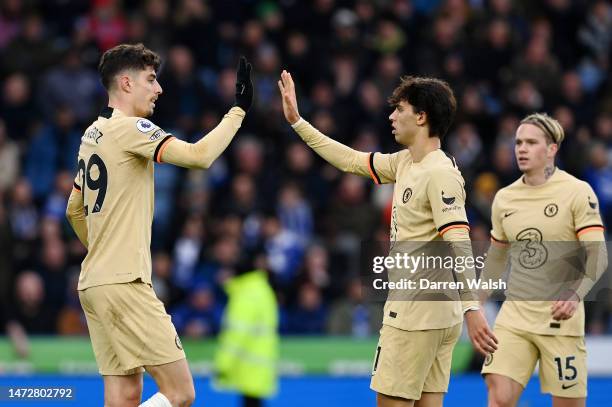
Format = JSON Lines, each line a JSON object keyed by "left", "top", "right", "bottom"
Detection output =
{"left": 588, "top": 196, "right": 597, "bottom": 209}
{"left": 402, "top": 188, "right": 413, "bottom": 203}
{"left": 544, "top": 203, "right": 558, "bottom": 217}
{"left": 441, "top": 191, "right": 455, "bottom": 205}
{"left": 516, "top": 228, "right": 547, "bottom": 269}
{"left": 136, "top": 118, "right": 155, "bottom": 133}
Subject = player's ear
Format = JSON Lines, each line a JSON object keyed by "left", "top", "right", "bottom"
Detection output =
{"left": 547, "top": 142, "right": 558, "bottom": 158}
{"left": 118, "top": 73, "right": 132, "bottom": 93}
{"left": 416, "top": 111, "right": 427, "bottom": 126}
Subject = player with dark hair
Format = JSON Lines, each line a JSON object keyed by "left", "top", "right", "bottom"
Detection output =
{"left": 66, "top": 43, "right": 253, "bottom": 407}
{"left": 279, "top": 71, "right": 496, "bottom": 407}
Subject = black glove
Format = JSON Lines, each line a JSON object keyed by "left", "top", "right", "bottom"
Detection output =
{"left": 234, "top": 56, "right": 253, "bottom": 112}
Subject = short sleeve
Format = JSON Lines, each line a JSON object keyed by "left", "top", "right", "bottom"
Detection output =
{"left": 573, "top": 181, "right": 605, "bottom": 236}
{"left": 490, "top": 194, "right": 508, "bottom": 243}
{"left": 427, "top": 169, "right": 469, "bottom": 235}
{"left": 368, "top": 150, "right": 408, "bottom": 184}
{"left": 116, "top": 117, "right": 175, "bottom": 162}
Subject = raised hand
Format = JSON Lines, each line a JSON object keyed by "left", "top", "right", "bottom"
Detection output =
{"left": 277, "top": 70, "right": 301, "bottom": 125}
{"left": 234, "top": 56, "right": 253, "bottom": 112}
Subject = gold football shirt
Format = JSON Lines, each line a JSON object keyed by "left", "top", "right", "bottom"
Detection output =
{"left": 490, "top": 169, "right": 604, "bottom": 336}
{"left": 371, "top": 149, "right": 471, "bottom": 330}
{"left": 73, "top": 107, "right": 175, "bottom": 290}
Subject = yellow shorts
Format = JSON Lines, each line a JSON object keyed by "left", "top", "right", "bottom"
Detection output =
{"left": 370, "top": 323, "right": 461, "bottom": 400}
{"left": 481, "top": 324, "right": 587, "bottom": 398}
{"left": 79, "top": 281, "right": 186, "bottom": 376}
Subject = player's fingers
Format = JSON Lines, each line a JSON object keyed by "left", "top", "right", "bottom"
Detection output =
{"left": 287, "top": 72, "right": 295, "bottom": 89}
{"left": 479, "top": 339, "right": 495, "bottom": 355}
{"left": 479, "top": 332, "right": 498, "bottom": 351}
{"left": 481, "top": 326, "right": 498, "bottom": 344}
{"left": 277, "top": 80, "right": 284, "bottom": 92}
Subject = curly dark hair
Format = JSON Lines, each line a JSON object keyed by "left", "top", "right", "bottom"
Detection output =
{"left": 388, "top": 76, "right": 457, "bottom": 140}
{"left": 98, "top": 43, "right": 161, "bottom": 91}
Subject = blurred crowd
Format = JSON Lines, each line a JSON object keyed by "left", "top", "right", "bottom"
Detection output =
{"left": 0, "top": 0, "right": 612, "bottom": 348}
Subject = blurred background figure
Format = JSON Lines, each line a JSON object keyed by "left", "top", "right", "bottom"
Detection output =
{"left": 214, "top": 255, "right": 278, "bottom": 407}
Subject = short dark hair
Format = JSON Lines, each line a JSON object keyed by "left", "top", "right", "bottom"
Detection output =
{"left": 388, "top": 76, "right": 457, "bottom": 140}
{"left": 98, "top": 43, "right": 161, "bottom": 91}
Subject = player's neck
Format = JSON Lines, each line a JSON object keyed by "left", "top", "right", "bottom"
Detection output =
{"left": 108, "top": 94, "right": 137, "bottom": 117}
{"left": 523, "top": 163, "right": 556, "bottom": 186}
{"left": 409, "top": 134, "right": 440, "bottom": 163}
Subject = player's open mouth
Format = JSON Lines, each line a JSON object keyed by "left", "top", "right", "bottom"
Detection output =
{"left": 518, "top": 157, "right": 528, "bottom": 164}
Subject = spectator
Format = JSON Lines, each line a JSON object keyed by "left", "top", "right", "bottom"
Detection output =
{"left": 152, "top": 251, "right": 185, "bottom": 309}
{"left": 262, "top": 215, "right": 303, "bottom": 287}
{"left": 277, "top": 182, "right": 313, "bottom": 246}
{"left": 172, "top": 215, "right": 206, "bottom": 290}
{"left": 327, "top": 278, "right": 383, "bottom": 337}
{"left": 286, "top": 282, "right": 326, "bottom": 335}
{"left": 8, "top": 179, "right": 38, "bottom": 268}
{"left": 172, "top": 281, "right": 222, "bottom": 338}
{"left": 0, "top": 118, "right": 18, "bottom": 192}
{"left": 0, "top": 13, "right": 57, "bottom": 78}
{"left": 0, "top": 72, "right": 38, "bottom": 142}
{"left": 38, "top": 49, "right": 100, "bottom": 124}
{"left": 11, "top": 271, "right": 56, "bottom": 334}
{"left": 584, "top": 142, "right": 612, "bottom": 227}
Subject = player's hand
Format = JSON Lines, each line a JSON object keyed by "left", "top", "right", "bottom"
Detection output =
{"left": 234, "top": 56, "right": 253, "bottom": 112}
{"left": 551, "top": 290, "right": 579, "bottom": 321}
{"left": 277, "top": 70, "right": 301, "bottom": 125}
{"left": 465, "top": 308, "right": 498, "bottom": 356}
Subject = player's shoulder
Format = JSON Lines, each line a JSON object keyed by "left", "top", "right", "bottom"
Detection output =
{"left": 394, "top": 148, "right": 412, "bottom": 162}
{"left": 427, "top": 151, "right": 463, "bottom": 178}
{"left": 493, "top": 178, "right": 522, "bottom": 205}
{"left": 114, "top": 114, "right": 155, "bottom": 131}
{"left": 498, "top": 175, "right": 524, "bottom": 194}
{"left": 556, "top": 169, "right": 591, "bottom": 190}
{"left": 112, "top": 114, "right": 166, "bottom": 141}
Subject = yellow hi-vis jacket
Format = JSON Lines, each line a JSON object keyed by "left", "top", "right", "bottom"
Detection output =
{"left": 213, "top": 270, "right": 279, "bottom": 397}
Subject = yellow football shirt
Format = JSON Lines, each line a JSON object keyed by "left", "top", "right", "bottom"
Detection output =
{"left": 371, "top": 149, "right": 471, "bottom": 331}
{"left": 490, "top": 169, "right": 604, "bottom": 336}
{"left": 73, "top": 107, "right": 175, "bottom": 290}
